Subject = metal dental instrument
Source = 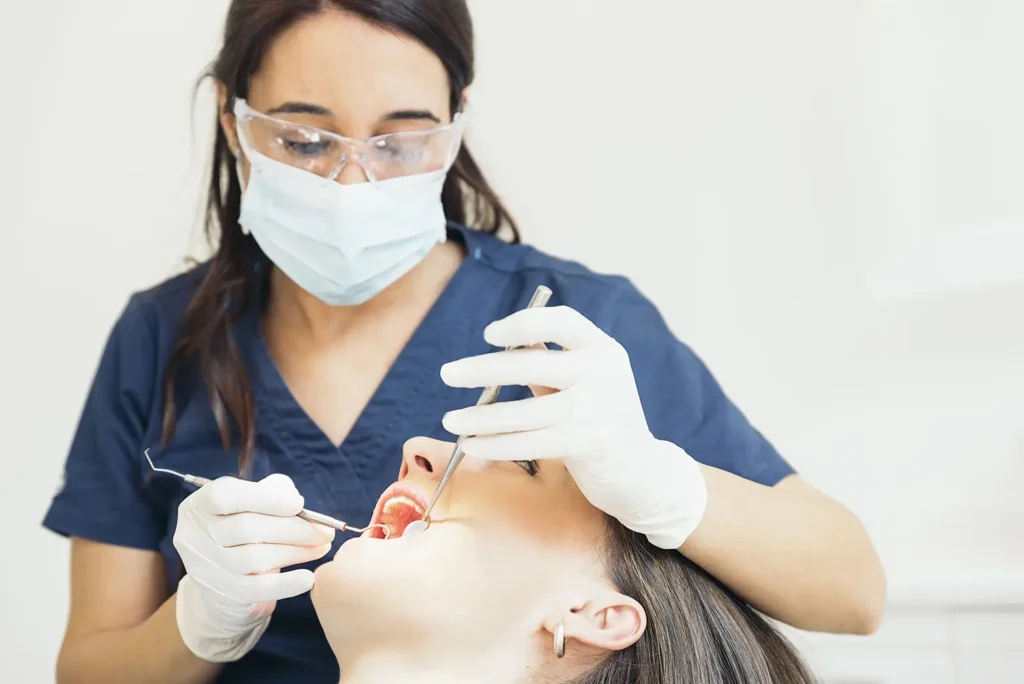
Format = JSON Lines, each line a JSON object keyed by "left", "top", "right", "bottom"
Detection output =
{"left": 144, "top": 450, "right": 390, "bottom": 538}
{"left": 404, "top": 285, "right": 554, "bottom": 538}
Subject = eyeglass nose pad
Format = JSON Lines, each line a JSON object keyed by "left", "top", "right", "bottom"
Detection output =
{"left": 326, "top": 155, "right": 349, "bottom": 182}
{"left": 328, "top": 154, "right": 375, "bottom": 185}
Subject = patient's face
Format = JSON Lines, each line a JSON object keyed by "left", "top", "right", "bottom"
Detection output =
{"left": 313, "top": 437, "right": 609, "bottom": 661}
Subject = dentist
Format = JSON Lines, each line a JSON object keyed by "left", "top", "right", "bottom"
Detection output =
{"left": 45, "top": 1, "right": 884, "bottom": 683}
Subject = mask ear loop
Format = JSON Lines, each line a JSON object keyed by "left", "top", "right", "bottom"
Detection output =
{"left": 232, "top": 107, "right": 267, "bottom": 237}
{"left": 232, "top": 109, "right": 249, "bottom": 192}
{"left": 230, "top": 97, "right": 253, "bottom": 193}
{"left": 232, "top": 142, "right": 250, "bottom": 235}
{"left": 444, "top": 111, "right": 469, "bottom": 170}
{"left": 235, "top": 159, "right": 246, "bottom": 187}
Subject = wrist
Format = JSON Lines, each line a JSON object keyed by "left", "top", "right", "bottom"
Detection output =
{"left": 175, "top": 576, "right": 271, "bottom": 663}
{"left": 640, "top": 439, "right": 708, "bottom": 550}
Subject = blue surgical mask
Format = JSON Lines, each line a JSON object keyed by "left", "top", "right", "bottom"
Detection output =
{"left": 236, "top": 149, "right": 449, "bottom": 306}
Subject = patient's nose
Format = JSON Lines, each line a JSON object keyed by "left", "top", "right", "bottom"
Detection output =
{"left": 399, "top": 437, "right": 455, "bottom": 482}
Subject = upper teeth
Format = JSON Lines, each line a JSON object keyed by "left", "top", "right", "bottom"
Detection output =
{"left": 382, "top": 495, "right": 424, "bottom": 515}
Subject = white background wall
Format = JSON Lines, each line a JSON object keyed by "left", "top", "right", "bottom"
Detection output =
{"left": 2, "top": 1, "right": 1022, "bottom": 682}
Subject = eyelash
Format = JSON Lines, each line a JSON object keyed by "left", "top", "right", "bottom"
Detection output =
{"left": 513, "top": 460, "right": 538, "bottom": 476}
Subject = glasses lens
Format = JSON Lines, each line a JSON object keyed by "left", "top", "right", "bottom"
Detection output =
{"left": 365, "top": 127, "right": 461, "bottom": 181}
{"left": 239, "top": 115, "right": 346, "bottom": 178}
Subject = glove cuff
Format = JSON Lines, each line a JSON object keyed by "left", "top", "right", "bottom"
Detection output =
{"left": 176, "top": 575, "right": 271, "bottom": 663}
{"left": 637, "top": 439, "right": 708, "bottom": 550}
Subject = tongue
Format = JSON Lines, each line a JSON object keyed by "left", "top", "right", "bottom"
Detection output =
{"left": 379, "top": 501, "right": 423, "bottom": 538}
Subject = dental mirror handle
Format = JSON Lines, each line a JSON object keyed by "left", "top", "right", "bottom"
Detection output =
{"left": 418, "top": 437, "right": 469, "bottom": 522}
{"left": 416, "top": 285, "right": 554, "bottom": 528}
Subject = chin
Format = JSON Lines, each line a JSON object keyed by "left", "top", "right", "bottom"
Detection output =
{"left": 313, "top": 534, "right": 473, "bottom": 646}
{"left": 312, "top": 544, "right": 407, "bottom": 639}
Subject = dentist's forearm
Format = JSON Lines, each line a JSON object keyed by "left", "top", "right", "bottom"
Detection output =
{"left": 57, "top": 594, "right": 222, "bottom": 684}
{"left": 680, "top": 466, "right": 886, "bottom": 634}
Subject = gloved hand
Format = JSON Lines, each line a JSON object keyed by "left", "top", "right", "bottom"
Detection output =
{"left": 440, "top": 305, "right": 707, "bottom": 550}
{"left": 173, "top": 474, "right": 335, "bottom": 662}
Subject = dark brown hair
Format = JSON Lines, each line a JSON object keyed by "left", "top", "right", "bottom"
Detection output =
{"left": 161, "top": 0, "right": 518, "bottom": 470}
{"left": 574, "top": 519, "right": 817, "bottom": 683}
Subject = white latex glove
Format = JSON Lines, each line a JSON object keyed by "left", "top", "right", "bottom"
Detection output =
{"left": 440, "top": 306, "right": 707, "bottom": 550}
{"left": 173, "top": 474, "right": 335, "bottom": 662}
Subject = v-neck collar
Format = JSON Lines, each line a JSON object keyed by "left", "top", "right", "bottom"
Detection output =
{"left": 237, "top": 224, "right": 486, "bottom": 459}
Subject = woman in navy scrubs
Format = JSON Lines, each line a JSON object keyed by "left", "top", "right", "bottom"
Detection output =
{"left": 45, "top": 1, "right": 885, "bottom": 682}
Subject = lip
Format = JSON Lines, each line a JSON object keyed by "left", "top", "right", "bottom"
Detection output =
{"left": 365, "top": 481, "right": 432, "bottom": 539}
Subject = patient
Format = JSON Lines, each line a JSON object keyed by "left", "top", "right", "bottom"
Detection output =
{"left": 312, "top": 437, "right": 816, "bottom": 684}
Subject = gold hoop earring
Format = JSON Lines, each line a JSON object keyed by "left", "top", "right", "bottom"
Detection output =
{"left": 554, "top": 622, "right": 566, "bottom": 659}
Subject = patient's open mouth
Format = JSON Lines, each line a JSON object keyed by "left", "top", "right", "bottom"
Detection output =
{"left": 367, "top": 483, "right": 429, "bottom": 539}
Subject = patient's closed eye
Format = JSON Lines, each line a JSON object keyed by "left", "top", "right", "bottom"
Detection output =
{"left": 514, "top": 460, "right": 538, "bottom": 476}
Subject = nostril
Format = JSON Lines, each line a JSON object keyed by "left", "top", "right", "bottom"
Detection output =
{"left": 415, "top": 455, "right": 433, "bottom": 473}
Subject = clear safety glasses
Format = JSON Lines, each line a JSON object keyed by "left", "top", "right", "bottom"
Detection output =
{"left": 233, "top": 98, "right": 465, "bottom": 184}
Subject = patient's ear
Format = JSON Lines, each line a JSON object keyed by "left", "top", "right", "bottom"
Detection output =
{"left": 551, "top": 589, "right": 646, "bottom": 654}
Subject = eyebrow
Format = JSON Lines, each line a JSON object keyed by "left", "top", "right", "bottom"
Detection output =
{"left": 265, "top": 101, "right": 332, "bottom": 116}
{"left": 383, "top": 109, "right": 441, "bottom": 123}
{"left": 264, "top": 102, "right": 441, "bottom": 124}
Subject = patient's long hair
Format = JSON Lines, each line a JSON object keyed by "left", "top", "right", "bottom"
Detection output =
{"left": 572, "top": 519, "right": 817, "bottom": 684}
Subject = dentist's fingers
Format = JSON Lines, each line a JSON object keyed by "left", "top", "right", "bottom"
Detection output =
{"left": 442, "top": 391, "right": 572, "bottom": 437}
{"left": 523, "top": 342, "right": 558, "bottom": 397}
{"left": 217, "top": 541, "right": 334, "bottom": 576}
{"left": 193, "top": 474, "right": 305, "bottom": 517}
{"left": 441, "top": 348, "right": 584, "bottom": 391}
{"left": 482, "top": 306, "right": 608, "bottom": 350}
{"left": 208, "top": 512, "right": 336, "bottom": 548}
{"left": 233, "top": 569, "right": 318, "bottom": 604}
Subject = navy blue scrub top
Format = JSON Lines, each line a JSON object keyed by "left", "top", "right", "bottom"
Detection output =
{"left": 44, "top": 223, "right": 794, "bottom": 683}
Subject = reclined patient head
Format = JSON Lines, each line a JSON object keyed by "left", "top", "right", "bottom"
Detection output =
{"left": 312, "top": 437, "right": 814, "bottom": 684}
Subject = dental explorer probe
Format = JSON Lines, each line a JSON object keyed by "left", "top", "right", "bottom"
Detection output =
{"left": 404, "top": 285, "right": 554, "bottom": 538}
{"left": 144, "top": 450, "right": 390, "bottom": 538}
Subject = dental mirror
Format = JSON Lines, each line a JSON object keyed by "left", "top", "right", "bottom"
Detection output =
{"left": 403, "top": 519, "right": 429, "bottom": 538}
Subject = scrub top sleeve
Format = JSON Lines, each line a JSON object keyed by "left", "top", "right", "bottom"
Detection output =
{"left": 42, "top": 295, "right": 164, "bottom": 550}
{"left": 606, "top": 282, "right": 795, "bottom": 487}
